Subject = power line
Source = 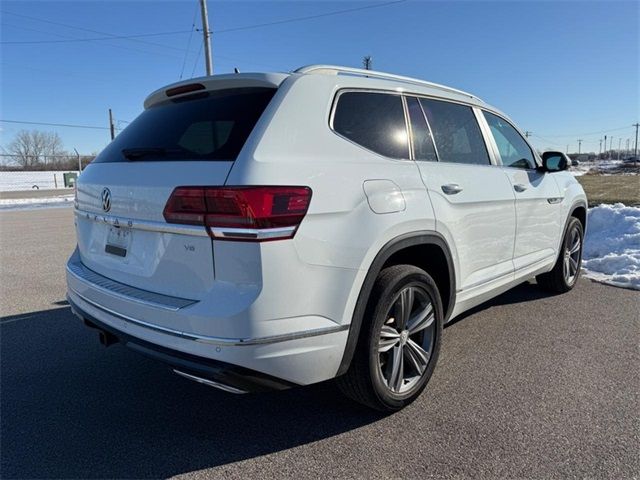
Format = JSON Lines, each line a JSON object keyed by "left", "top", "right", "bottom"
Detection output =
{"left": 1, "top": 10, "right": 193, "bottom": 53}
{"left": 1, "top": 119, "right": 110, "bottom": 130}
{"left": 1, "top": 22, "right": 186, "bottom": 60}
{"left": 213, "top": 0, "right": 407, "bottom": 34}
{"left": 191, "top": 42, "right": 204, "bottom": 78}
{"left": 0, "top": 10, "right": 277, "bottom": 71}
{"left": 179, "top": 2, "right": 200, "bottom": 79}
{"left": 1, "top": 1, "right": 407, "bottom": 46}
{"left": 0, "top": 29, "right": 193, "bottom": 45}
{"left": 535, "top": 125, "right": 633, "bottom": 138}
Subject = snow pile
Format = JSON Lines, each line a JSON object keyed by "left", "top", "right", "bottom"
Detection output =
{"left": 582, "top": 203, "right": 640, "bottom": 290}
{"left": 0, "top": 195, "right": 74, "bottom": 211}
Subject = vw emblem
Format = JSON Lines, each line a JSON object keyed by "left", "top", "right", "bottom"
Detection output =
{"left": 101, "top": 188, "right": 111, "bottom": 212}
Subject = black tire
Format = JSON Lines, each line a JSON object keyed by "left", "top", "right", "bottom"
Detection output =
{"left": 536, "top": 216, "right": 584, "bottom": 293}
{"left": 337, "top": 264, "right": 443, "bottom": 412}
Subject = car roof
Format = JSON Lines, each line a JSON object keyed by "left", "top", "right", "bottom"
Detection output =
{"left": 145, "top": 64, "right": 503, "bottom": 116}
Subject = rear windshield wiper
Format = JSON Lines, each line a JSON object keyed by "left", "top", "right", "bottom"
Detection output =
{"left": 122, "top": 147, "right": 184, "bottom": 160}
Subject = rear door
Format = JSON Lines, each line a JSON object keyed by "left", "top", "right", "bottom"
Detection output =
{"left": 406, "top": 96, "right": 517, "bottom": 292}
{"left": 480, "top": 111, "right": 564, "bottom": 272}
{"left": 74, "top": 87, "right": 276, "bottom": 299}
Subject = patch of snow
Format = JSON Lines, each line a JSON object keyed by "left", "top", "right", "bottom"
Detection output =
{"left": 570, "top": 159, "right": 637, "bottom": 177}
{"left": 0, "top": 171, "right": 79, "bottom": 191}
{"left": 0, "top": 195, "right": 75, "bottom": 211}
{"left": 582, "top": 203, "right": 640, "bottom": 290}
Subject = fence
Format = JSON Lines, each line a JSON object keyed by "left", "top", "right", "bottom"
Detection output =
{"left": 0, "top": 154, "right": 94, "bottom": 191}
{"left": 0, "top": 170, "right": 81, "bottom": 192}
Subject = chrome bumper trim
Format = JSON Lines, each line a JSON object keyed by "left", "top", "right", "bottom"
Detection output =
{"left": 172, "top": 370, "right": 247, "bottom": 394}
{"left": 74, "top": 208, "right": 209, "bottom": 237}
{"left": 67, "top": 258, "right": 198, "bottom": 311}
{"left": 68, "top": 290, "right": 349, "bottom": 347}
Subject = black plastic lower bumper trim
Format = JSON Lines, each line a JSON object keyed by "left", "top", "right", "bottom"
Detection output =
{"left": 68, "top": 297, "right": 297, "bottom": 393}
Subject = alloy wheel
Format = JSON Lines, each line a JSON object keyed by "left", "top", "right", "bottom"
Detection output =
{"left": 563, "top": 226, "right": 582, "bottom": 285}
{"left": 377, "top": 285, "right": 436, "bottom": 394}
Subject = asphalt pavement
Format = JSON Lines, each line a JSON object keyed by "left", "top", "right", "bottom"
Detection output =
{"left": 1, "top": 207, "right": 638, "bottom": 479}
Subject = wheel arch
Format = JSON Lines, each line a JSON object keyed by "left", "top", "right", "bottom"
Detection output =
{"left": 571, "top": 203, "right": 587, "bottom": 231}
{"left": 336, "top": 231, "right": 455, "bottom": 376}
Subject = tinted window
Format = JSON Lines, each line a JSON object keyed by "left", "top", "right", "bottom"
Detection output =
{"left": 333, "top": 92, "right": 409, "bottom": 159}
{"left": 483, "top": 111, "right": 535, "bottom": 169}
{"left": 94, "top": 88, "right": 276, "bottom": 163}
{"left": 419, "top": 99, "right": 490, "bottom": 165}
{"left": 406, "top": 97, "right": 438, "bottom": 161}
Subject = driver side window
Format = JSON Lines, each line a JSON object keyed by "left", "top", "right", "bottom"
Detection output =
{"left": 483, "top": 111, "right": 535, "bottom": 169}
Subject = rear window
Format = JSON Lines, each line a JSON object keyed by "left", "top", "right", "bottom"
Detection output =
{"left": 332, "top": 91, "right": 409, "bottom": 159}
{"left": 94, "top": 88, "right": 276, "bottom": 163}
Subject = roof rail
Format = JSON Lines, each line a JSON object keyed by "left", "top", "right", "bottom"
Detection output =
{"left": 294, "top": 64, "right": 481, "bottom": 102}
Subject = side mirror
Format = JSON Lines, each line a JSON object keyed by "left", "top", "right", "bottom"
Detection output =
{"left": 541, "top": 151, "right": 569, "bottom": 172}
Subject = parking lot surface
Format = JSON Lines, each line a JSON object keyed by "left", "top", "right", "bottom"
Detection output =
{"left": 1, "top": 208, "right": 638, "bottom": 479}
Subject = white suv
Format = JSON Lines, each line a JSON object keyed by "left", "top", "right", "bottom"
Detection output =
{"left": 67, "top": 65, "right": 587, "bottom": 411}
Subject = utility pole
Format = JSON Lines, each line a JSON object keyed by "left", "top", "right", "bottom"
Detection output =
{"left": 618, "top": 138, "right": 622, "bottom": 160}
{"left": 577, "top": 139, "right": 582, "bottom": 154}
{"left": 599, "top": 139, "right": 602, "bottom": 156}
{"left": 108, "top": 108, "right": 115, "bottom": 141}
{"left": 524, "top": 130, "right": 531, "bottom": 138}
{"left": 363, "top": 56, "right": 373, "bottom": 70}
{"left": 199, "top": 0, "right": 213, "bottom": 75}
{"left": 633, "top": 123, "right": 639, "bottom": 157}
{"left": 610, "top": 136, "right": 614, "bottom": 158}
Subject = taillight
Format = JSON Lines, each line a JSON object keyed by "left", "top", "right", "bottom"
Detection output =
{"left": 163, "top": 186, "right": 312, "bottom": 241}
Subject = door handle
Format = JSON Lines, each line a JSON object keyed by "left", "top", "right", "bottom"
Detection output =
{"left": 514, "top": 184, "right": 527, "bottom": 192}
{"left": 441, "top": 183, "right": 463, "bottom": 195}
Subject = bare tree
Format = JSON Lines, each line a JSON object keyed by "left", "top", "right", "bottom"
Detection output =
{"left": 3, "top": 130, "right": 65, "bottom": 167}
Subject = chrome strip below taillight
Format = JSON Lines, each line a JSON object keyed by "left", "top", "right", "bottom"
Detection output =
{"left": 208, "top": 225, "right": 297, "bottom": 241}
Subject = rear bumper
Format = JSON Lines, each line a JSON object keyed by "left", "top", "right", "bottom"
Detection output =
{"left": 69, "top": 296, "right": 295, "bottom": 392}
{"left": 66, "top": 252, "right": 351, "bottom": 386}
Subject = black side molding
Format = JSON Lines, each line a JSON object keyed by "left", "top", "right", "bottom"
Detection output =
{"left": 336, "top": 231, "right": 455, "bottom": 376}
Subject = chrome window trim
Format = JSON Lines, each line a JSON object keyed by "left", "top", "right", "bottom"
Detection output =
{"left": 75, "top": 208, "right": 209, "bottom": 237}
{"left": 403, "top": 95, "right": 441, "bottom": 162}
{"left": 68, "top": 290, "right": 349, "bottom": 347}
{"left": 475, "top": 107, "right": 502, "bottom": 167}
{"left": 67, "top": 258, "right": 198, "bottom": 311}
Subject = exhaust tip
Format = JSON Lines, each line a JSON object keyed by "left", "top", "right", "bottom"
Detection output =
{"left": 98, "top": 330, "right": 118, "bottom": 347}
{"left": 172, "top": 369, "right": 247, "bottom": 394}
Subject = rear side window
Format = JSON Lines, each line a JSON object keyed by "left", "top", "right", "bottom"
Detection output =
{"left": 419, "top": 99, "right": 490, "bottom": 165}
{"left": 94, "top": 88, "right": 276, "bottom": 162}
{"left": 332, "top": 92, "right": 409, "bottom": 159}
{"left": 406, "top": 96, "right": 438, "bottom": 161}
{"left": 483, "top": 111, "right": 536, "bottom": 169}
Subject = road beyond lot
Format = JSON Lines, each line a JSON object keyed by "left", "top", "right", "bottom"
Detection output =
{"left": 1, "top": 208, "right": 639, "bottom": 479}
